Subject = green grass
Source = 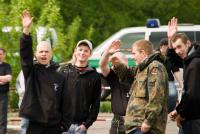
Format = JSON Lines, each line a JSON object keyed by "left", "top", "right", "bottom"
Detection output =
{"left": 99, "top": 101, "right": 111, "bottom": 113}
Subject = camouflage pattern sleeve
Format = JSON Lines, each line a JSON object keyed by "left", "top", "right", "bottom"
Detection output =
{"left": 113, "top": 63, "right": 136, "bottom": 82}
{"left": 144, "top": 61, "right": 168, "bottom": 126}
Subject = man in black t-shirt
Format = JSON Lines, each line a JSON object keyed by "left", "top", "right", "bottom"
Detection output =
{"left": 99, "top": 43, "right": 134, "bottom": 134}
{"left": 0, "top": 48, "right": 12, "bottom": 134}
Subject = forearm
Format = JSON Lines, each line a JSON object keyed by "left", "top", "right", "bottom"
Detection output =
{"left": 99, "top": 50, "right": 110, "bottom": 77}
{"left": 20, "top": 34, "right": 34, "bottom": 78}
{"left": 23, "top": 27, "right": 30, "bottom": 35}
{"left": 0, "top": 75, "right": 12, "bottom": 83}
{"left": 173, "top": 71, "right": 183, "bottom": 88}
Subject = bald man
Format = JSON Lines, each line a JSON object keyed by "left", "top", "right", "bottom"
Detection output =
{"left": 19, "top": 10, "right": 71, "bottom": 134}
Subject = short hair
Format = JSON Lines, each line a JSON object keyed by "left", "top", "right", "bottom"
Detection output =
{"left": 36, "top": 41, "right": 52, "bottom": 51}
{"left": 171, "top": 33, "right": 190, "bottom": 44}
{"left": 0, "top": 48, "right": 6, "bottom": 54}
{"left": 159, "top": 38, "right": 168, "bottom": 46}
{"left": 132, "top": 40, "right": 153, "bottom": 56}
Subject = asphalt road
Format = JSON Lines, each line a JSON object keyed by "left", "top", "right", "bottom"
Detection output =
{"left": 8, "top": 113, "right": 179, "bottom": 134}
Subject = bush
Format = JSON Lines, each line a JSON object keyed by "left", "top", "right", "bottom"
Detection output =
{"left": 9, "top": 90, "right": 19, "bottom": 109}
{"left": 99, "top": 101, "right": 111, "bottom": 113}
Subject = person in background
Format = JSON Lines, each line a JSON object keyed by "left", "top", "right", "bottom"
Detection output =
{"left": 158, "top": 38, "right": 183, "bottom": 113}
{"left": 168, "top": 17, "right": 200, "bottom": 134}
{"left": 19, "top": 10, "right": 71, "bottom": 134}
{"left": 16, "top": 71, "right": 29, "bottom": 134}
{"left": 59, "top": 39, "right": 101, "bottom": 134}
{"left": 99, "top": 49, "right": 134, "bottom": 134}
{"left": 0, "top": 48, "right": 12, "bottom": 134}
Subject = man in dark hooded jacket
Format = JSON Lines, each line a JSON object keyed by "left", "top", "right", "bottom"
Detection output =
{"left": 168, "top": 17, "right": 200, "bottom": 134}
{"left": 19, "top": 10, "right": 71, "bottom": 134}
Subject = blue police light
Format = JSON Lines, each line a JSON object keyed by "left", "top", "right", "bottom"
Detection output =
{"left": 146, "top": 19, "right": 160, "bottom": 28}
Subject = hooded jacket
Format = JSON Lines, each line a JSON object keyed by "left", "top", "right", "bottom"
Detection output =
{"left": 176, "top": 44, "right": 200, "bottom": 120}
{"left": 58, "top": 63, "right": 101, "bottom": 129}
{"left": 19, "top": 34, "right": 71, "bottom": 129}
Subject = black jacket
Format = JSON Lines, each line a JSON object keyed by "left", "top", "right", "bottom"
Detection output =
{"left": 19, "top": 34, "right": 71, "bottom": 129}
{"left": 104, "top": 69, "right": 133, "bottom": 116}
{"left": 169, "top": 44, "right": 200, "bottom": 120}
{"left": 58, "top": 63, "right": 101, "bottom": 129}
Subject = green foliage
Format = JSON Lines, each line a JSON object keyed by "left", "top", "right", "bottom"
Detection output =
{"left": 9, "top": 90, "right": 19, "bottom": 109}
{"left": 99, "top": 101, "right": 111, "bottom": 113}
{"left": 1, "top": 0, "right": 200, "bottom": 110}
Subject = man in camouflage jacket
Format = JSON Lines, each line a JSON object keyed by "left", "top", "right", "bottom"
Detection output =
{"left": 109, "top": 40, "right": 168, "bottom": 134}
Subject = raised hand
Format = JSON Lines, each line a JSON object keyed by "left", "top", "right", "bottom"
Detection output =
{"left": 22, "top": 10, "right": 33, "bottom": 34}
{"left": 168, "top": 17, "right": 178, "bottom": 39}
{"left": 107, "top": 40, "right": 121, "bottom": 55}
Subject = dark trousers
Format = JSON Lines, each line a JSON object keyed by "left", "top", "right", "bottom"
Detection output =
{"left": 0, "top": 93, "right": 8, "bottom": 134}
{"left": 110, "top": 114, "right": 125, "bottom": 134}
{"left": 26, "top": 122, "right": 61, "bottom": 134}
{"left": 182, "top": 119, "right": 200, "bottom": 134}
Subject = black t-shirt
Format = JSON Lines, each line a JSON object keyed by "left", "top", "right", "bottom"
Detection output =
{"left": 104, "top": 69, "right": 130, "bottom": 116}
{"left": 0, "top": 62, "right": 12, "bottom": 93}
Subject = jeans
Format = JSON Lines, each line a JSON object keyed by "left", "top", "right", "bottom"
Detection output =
{"left": 168, "top": 81, "right": 178, "bottom": 113}
{"left": 181, "top": 119, "right": 200, "bottom": 134}
{"left": 110, "top": 114, "right": 125, "bottom": 134}
{"left": 178, "top": 128, "right": 184, "bottom": 134}
{"left": 128, "top": 129, "right": 152, "bottom": 134}
{"left": 18, "top": 95, "right": 29, "bottom": 134}
{"left": 20, "top": 118, "right": 29, "bottom": 134}
{"left": 63, "top": 124, "right": 87, "bottom": 134}
{"left": 0, "top": 93, "right": 8, "bottom": 134}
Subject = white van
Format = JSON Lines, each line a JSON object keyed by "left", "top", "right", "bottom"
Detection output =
{"left": 89, "top": 20, "right": 200, "bottom": 100}
{"left": 89, "top": 23, "right": 200, "bottom": 68}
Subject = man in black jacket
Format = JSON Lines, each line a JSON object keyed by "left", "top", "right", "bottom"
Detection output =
{"left": 99, "top": 47, "right": 134, "bottom": 134}
{"left": 59, "top": 40, "right": 101, "bottom": 134}
{"left": 168, "top": 17, "right": 200, "bottom": 134}
{"left": 19, "top": 10, "right": 71, "bottom": 134}
{"left": 0, "top": 48, "right": 12, "bottom": 134}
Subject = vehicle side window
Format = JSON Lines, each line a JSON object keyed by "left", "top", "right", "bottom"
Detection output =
{"left": 119, "top": 32, "right": 145, "bottom": 54}
{"left": 181, "top": 31, "right": 195, "bottom": 42}
{"left": 196, "top": 32, "right": 200, "bottom": 42}
{"left": 149, "top": 32, "right": 167, "bottom": 50}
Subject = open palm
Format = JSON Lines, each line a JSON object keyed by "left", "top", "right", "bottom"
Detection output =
{"left": 168, "top": 17, "right": 178, "bottom": 38}
{"left": 108, "top": 40, "right": 121, "bottom": 54}
{"left": 22, "top": 10, "right": 33, "bottom": 28}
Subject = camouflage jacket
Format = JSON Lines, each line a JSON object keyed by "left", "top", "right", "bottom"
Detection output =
{"left": 114, "top": 52, "right": 168, "bottom": 134}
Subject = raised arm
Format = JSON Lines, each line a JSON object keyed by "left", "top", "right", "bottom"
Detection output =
{"left": 99, "top": 40, "right": 121, "bottom": 77}
{"left": 168, "top": 17, "right": 178, "bottom": 49}
{"left": 20, "top": 10, "right": 34, "bottom": 79}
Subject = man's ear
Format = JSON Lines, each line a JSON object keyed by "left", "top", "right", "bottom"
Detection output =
{"left": 186, "top": 40, "right": 191, "bottom": 47}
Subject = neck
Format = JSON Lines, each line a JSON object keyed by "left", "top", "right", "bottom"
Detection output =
{"left": 75, "top": 61, "right": 88, "bottom": 67}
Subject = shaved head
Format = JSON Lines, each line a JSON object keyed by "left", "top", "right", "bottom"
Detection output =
{"left": 36, "top": 41, "right": 52, "bottom": 65}
{"left": 36, "top": 41, "right": 52, "bottom": 51}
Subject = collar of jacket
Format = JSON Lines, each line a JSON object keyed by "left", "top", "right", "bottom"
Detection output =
{"left": 137, "top": 51, "right": 165, "bottom": 71}
{"left": 35, "top": 61, "right": 59, "bottom": 70}
{"left": 184, "top": 44, "right": 200, "bottom": 65}
{"left": 68, "top": 63, "right": 96, "bottom": 74}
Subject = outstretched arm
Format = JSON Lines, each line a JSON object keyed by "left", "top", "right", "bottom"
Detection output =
{"left": 99, "top": 40, "right": 121, "bottom": 77}
{"left": 20, "top": 10, "right": 34, "bottom": 79}
{"left": 168, "top": 17, "right": 178, "bottom": 49}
